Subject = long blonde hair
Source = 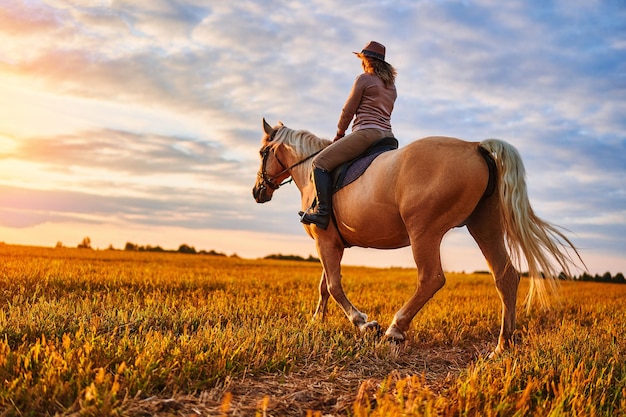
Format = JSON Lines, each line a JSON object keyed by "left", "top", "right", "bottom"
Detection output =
{"left": 360, "top": 55, "right": 397, "bottom": 86}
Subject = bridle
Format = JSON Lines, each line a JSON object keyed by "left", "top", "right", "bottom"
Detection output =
{"left": 257, "top": 128, "right": 323, "bottom": 191}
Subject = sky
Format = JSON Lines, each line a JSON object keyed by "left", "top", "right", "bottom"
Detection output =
{"left": 0, "top": 0, "right": 624, "bottom": 275}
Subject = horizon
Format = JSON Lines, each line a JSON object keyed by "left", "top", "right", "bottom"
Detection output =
{"left": 3, "top": 241, "right": 623, "bottom": 278}
{"left": 1, "top": 1, "right": 624, "bottom": 276}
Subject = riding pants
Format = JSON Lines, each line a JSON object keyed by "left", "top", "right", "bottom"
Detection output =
{"left": 312, "top": 128, "right": 393, "bottom": 171}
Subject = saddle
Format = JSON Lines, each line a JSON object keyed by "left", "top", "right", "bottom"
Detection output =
{"left": 332, "top": 136, "right": 399, "bottom": 192}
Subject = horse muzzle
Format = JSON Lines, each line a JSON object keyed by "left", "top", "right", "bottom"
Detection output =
{"left": 252, "top": 184, "right": 273, "bottom": 203}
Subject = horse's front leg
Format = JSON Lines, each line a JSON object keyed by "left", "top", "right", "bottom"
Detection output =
{"left": 313, "top": 270, "right": 329, "bottom": 321}
{"left": 316, "top": 237, "right": 379, "bottom": 333}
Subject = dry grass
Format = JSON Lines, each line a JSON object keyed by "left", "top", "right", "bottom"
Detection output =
{"left": 0, "top": 244, "right": 624, "bottom": 416}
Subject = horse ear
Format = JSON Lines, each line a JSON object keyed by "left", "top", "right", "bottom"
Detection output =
{"left": 263, "top": 118, "right": 273, "bottom": 135}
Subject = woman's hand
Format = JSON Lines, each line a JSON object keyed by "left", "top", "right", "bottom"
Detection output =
{"left": 333, "top": 132, "right": 345, "bottom": 142}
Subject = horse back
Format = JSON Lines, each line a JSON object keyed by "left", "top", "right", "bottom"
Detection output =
{"left": 332, "top": 136, "right": 490, "bottom": 248}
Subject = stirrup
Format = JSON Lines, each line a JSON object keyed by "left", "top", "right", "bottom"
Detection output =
{"left": 298, "top": 199, "right": 317, "bottom": 219}
{"left": 300, "top": 212, "right": 330, "bottom": 229}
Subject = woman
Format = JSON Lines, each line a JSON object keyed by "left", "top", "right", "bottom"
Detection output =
{"left": 301, "top": 40, "right": 398, "bottom": 230}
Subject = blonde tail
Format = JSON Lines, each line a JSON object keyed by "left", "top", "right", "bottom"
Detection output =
{"left": 479, "top": 139, "right": 585, "bottom": 309}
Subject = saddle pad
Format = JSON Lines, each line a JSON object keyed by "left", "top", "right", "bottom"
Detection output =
{"left": 333, "top": 137, "right": 398, "bottom": 191}
{"left": 337, "top": 151, "right": 387, "bottom": 190}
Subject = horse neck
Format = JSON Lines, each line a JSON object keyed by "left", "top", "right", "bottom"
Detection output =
{"left": 289, "top": 161, "right": 313, "bottom": 192}
{"left": 278, "top": 129, "right": 330, "bottom": 192}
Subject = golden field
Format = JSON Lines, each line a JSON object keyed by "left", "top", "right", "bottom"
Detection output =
{"left": 0, "top": 244, "right": 624, "bottom": 416}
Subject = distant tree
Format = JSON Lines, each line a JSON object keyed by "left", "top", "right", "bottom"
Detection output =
{"left": 146, "top": 245, "right": 165, "bottom": 252}
{"left": 55, "top": 241, "right": 64, "bottom": 248}
{"left": 77, "top": 237, "right": 92, "bottom": 249}
{"left": 613, "top": 273, "right": 625, "bottom": 284}
{"left": 264, "top": 253, "right": 320, "bottom": 263}
{"left": 200, "top": 249, "right": 226, "bottom": 257}
{"left": 125, "top": 242, "right": 138, "bottom": 251}
{"left": 178, "top": 244, "right": 196, "bottom": 254}
{"left": 124, "top": 242, "right": 167, "bottom": 252}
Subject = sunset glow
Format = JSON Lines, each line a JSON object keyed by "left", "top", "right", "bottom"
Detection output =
{"left": 0, "top": 2, "right": 624, "bottom": 274}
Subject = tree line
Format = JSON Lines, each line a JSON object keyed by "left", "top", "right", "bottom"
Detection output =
{"left": 73, "top": 236, "right": 622, "bottom": 281}
{"left": 263, "top": 253, "right": 320, "bottom": 263}
{"left": 474, "top": 269, "right": 625, "bottom": 284}
{"left": 574, "top": 271, "right": 625, "bottom": 284}
{"left": 69, "top": 237, "right": 230, "bottom": 257}
{"left": 72, "top": 236, "right": 322, "bottom": 262}
{"left": 122, "top": 242, "right": 229, "bottom": 256}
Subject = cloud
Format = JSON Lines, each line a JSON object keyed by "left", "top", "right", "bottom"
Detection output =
{"left": 0, "top": 180, "right": 269, "bottom": 232}
{"left": 110, "top": 0, "right": 210, "bottom": 38}
{"left": 8, "top": 129, "right": 235, "bottom": 177}
{"left": 0, "top": 1, "right": 624, "bottom": 273}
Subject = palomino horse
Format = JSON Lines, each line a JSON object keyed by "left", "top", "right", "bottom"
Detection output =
{"left": 253, "top": 119, "right": 581, "bottom": 355}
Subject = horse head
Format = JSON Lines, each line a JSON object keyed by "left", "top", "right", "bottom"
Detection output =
{"left": 252, "top": 119, "right": 291, "bottom": 203}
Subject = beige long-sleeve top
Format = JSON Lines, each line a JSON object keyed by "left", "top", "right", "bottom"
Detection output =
{"left": 337, "top": 73, "right": 397, "bottom": 135}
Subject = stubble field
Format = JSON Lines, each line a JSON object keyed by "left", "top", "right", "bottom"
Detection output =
{"left": 0, "top": 244, "right": 624, "bottom": 416}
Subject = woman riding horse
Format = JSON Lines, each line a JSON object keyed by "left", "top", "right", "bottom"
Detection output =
{"left": 253, "top": 119, "right": 583, "bottom": 355}
{"left": 300, "top": 41, "right": 398, "bottom": 230}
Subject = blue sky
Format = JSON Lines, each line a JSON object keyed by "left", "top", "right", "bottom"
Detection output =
{"left": 0, "top": 0, "right": 624, "bottom": 275}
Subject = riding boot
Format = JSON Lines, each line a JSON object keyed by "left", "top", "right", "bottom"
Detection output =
{"left": 300, "top": 168, "right": 332, "bottom": 230}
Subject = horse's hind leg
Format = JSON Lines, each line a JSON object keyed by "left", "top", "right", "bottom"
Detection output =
{"left": 386, "top": 236, "right": 446, "bottom": 341}
{"left": 466, "top": 199, "right": 520, "bottom": 355}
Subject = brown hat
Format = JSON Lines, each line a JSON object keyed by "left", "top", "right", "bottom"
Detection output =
{"left": 354, "top": 41, "right": 386, "bottom": 62}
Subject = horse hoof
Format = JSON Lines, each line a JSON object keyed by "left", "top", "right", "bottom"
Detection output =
{"left": 488, "top": 346, "right": 503, "bottom": 359}
{"left": 359, "top": 320, "right": 380, "bottom": 334}
{"left": 384, "top": 326, "right": 406, "bottom": 343}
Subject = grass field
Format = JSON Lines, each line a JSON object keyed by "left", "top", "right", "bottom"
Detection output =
{"left": 0, "top": 244, "right": 624, "bottom": 416}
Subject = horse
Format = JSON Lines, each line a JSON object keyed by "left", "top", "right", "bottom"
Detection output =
{"left": 252, "top": 119, "right": 582, "bottom": 355}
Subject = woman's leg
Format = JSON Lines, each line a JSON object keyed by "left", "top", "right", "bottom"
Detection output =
{"left": 301, "top": 129, "right": 392, "bottom": 229}
{"left": 313, "top": 128, "right": 391, "bottom": 171}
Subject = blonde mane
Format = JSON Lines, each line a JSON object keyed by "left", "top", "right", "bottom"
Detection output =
{"left": 271, "top": 126, "right": 331, "bottom": 160}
